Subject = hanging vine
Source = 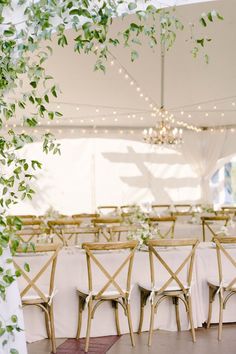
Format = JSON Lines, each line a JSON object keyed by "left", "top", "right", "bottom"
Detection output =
{"left": 0, "top": 1, "right": 222, "bottom": 352}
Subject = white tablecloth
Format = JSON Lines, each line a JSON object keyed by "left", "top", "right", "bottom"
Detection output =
{"left": 14, "top": 242, "right": 236, "bottom": 343}
{"left": 174, "top": 222, "right": 236, "bottom": 241}
{"left": 1, "top": 248, "right": 27, "bottom": 353}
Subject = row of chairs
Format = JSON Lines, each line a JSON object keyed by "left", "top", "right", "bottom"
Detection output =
{"left": 97, "top": 204, "right": 236, "bottom": 217}
{"left": 15, "top": 214, "right": 232, "bottom": 245}
{"left": 13, "top": 237, "right": 236, "bottom": 353}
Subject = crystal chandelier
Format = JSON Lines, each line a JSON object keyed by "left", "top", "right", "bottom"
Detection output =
{"left": 143, "top": 115, "right": 183, "bottom": 145}
{"left": 143, "top": 38, "right": 183, "bottom": 146}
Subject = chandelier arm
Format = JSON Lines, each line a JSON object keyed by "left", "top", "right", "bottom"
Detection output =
{"left": 160, "top": 37, "right": 165, "bottom": 111}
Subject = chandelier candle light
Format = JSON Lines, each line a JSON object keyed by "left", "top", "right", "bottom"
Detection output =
{"left": 143, "top": 37, "right": 183, "bottom": 146}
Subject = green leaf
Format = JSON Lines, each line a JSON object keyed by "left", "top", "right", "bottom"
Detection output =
{"left": 30, "top": 81, "right": 37, "bottom": 88}
{"left": 24, "top": 263, "right": 30, "bottom": 272}
{"left": 196, "top": 39, "right": 204, "bottom": 47}
{"left": 207, "top": 12, "right": 213, "bottom": 22}
{"left": 217, "top": 12, "right": 224, "bottom": 20}
{"left": 10, "top": 349, "right": 19, "bottom": 354}
{"left": 0, "top": 328, "right": 6, "bottom": 336}
{"left": 128, "top": 2, "right": 137, "bottom": 11}
{"left": 131, "top": 50, "right": 139, "bottom": 62}
{"left": 200, "top": 17, "right": 207, "bottom": 27}
{"left": 11, "top": 315, "right": 18, "bottom": 323}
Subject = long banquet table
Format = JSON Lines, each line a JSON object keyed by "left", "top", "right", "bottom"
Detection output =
{"left": 15, "top": 241, "right": 236, "bottom": 343}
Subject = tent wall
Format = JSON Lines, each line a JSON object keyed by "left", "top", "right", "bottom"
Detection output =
{"left": 8, "top": 130, "right": 236, "bottom": 215}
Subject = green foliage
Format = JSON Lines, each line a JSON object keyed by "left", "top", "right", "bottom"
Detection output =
{"left": 0, "top": 1, "right": 222, "bottom": 351}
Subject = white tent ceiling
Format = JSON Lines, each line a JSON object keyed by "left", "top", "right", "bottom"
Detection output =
{"left": 14, "top": 0, "right": 236, "bottom": 133}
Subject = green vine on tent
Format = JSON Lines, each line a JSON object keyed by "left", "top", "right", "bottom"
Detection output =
{"left": 0, "top": 1, "right": 222, "bottom": 352}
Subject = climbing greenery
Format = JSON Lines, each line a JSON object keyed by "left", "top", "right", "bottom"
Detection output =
{"left": 0, "top": 1, "right": 222, "bottom": 352}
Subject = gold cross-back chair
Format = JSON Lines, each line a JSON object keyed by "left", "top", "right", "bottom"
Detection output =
{"left": 221, "top": 206, "right": 236, "bottom": 219}
{"left": 151, "top": 204, "right": 171, "bottom": 215}
{"left": 207, "top": 236, "right": 236, "bottom": 340}
{"left": 148, "top": 216, "right": 177, "bottom": 239}
{"left": 92, "top": 217, "right": 122, "bottom": 241}
{"left": 174, "top": 204, "right": 193, "bottom": 213}
{"left": 76, "top": 240, "right": 138, "bottom": 352}
{"left": 97, "top": 205, "right": 120, "bottom": 216}
{"left": 48, "top": 218, "right": 83, "bottom": 246}
{"left": 201, "top": 215, "right": 230, "bottom": 242}
{"left": 72, "top": 213, "right": 100, "bottom": 224}
{"left": 13, "top": 244, "right": 62, "bottom": 353}
{"left": 16, "top": 219, "right": 46, "bottom": 244}
{"left": 138, "top": 239, "right": 199, "bottom": 346}
{"left": 106, "top": 225, "right": 140, "bottom": 242}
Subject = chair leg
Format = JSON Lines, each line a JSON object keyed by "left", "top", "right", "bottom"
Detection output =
{"left": 218, "top": 291, "right": 224, "bottom": 341}
{"left": 85, "top": 300, "right": 93, "bottom": 353}
{"left": 112, "top": 301, "right": 121, "bottom": 336}
{"left": 76, "top": 296, "right": 85, "bottom": 339}
{"left": 187, "top": 297, "right": 196, "bottom": 343}
{"left": 48, "top": 304, "right": 56, "bottom": 354}
{"left": 173, "top": 297, "right": 181, "bottom": 331}
{"left": 126, "top": 303, "right": 135, "bottom": 347}
{"left": 45, "top": 307, "right": 51, "bottom": 339}
{"left": 148, "top": 303, "right": 155, "bottom": 347}
{"left": 138, "top": 290, "right": 149, "bottom": 334}
{"left": 207, "top": 286, "right": 216, "bottom": 329}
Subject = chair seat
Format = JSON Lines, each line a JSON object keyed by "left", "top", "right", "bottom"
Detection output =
{"left": 207, "top": 277, "right": 236, "bottom": 290}
{"left": 77, "top": 287, "right": 128, "bottom": 299}
{"left": 138, "top": 282, "right": 190, "bottom": 294}
{"left": 22, "top": 294, "right": 51, "bottom": 304}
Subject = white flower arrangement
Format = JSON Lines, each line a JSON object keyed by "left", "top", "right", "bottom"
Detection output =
{"left": 126, "top": 205, "right": 159, "bottom": 247}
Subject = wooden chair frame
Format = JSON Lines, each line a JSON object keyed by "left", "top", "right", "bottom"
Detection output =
{"left": 16, "top": 219, "right": 46, "bottom": 243}
{"left": 16, "top": 228, "right": 49, "bottom": 244}
{"left": 92, "top": 218, "right": 122, "bottom": 241}
{"left": 48, "top": 219, "right": 83, "bottom": 246}
{"left": 13, "top": 244, "right": 62, "bottom": 353}
{"left": 72, "top": 213, "right": 99, "bottom": 220}
{"left": 148, "top": 216, "right": 176, "bottom": 239}
{"left": 221, "top": 206, "right": 236, "bottom": 218}
{"left": 201, "top": 216, "right": 230, "bottom": 242}
{"left": 76, "top": 240, "right": 138, "bottom": 352}
{"left": 66, "top": 226, "right": 100, "bottom": 245}
{"left": 107, "top": 225, "right": 139, "bottom": 242}
{"left": 138, "top": 239, "right": 199, "bottom": 346}
{"left": 174, "top": 204, "right": 193, "bottom": 212}
{"left": 97, "top": 206, "right": 120, "bottom": 215}
{"left": 207, "top": 237, "right": 236, "bottom": 340}
{"left": 151, "top": 204, "right": 171, "bottom": 214}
